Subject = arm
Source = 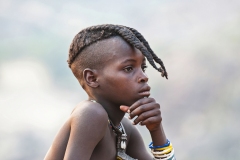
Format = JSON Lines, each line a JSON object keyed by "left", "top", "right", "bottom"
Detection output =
{"left": 64, "top": 102, "right": 108, "bottom": 160}
{"left": 120, "top": 98, "right": 168, "bottom": 159}
{"left": 122, "top": 118, "right": 153, "bottom": 160}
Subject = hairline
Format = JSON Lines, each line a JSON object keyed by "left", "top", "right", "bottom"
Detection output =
{"left": 70, "top": 36, "right": 130, "bottom": 84}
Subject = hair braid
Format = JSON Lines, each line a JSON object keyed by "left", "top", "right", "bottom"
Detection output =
{"left": 68, "top": 27, "right": 116, "bottom": 66}
{"left": 124, "top": 26, "right": 168, "bottom": 79}
{"left": 68, "top": 24, "right": 168, "bottom": 79}
{"left": 88, "top": 25, "right": 159, "bottom": 73}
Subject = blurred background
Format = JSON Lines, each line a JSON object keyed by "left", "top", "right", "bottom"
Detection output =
{"left": 0, "top": 0, "right": 240, "bottom": 159}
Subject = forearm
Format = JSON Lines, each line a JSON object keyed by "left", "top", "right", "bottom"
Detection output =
{"left": 150, "top": 123, "right": 167, "bottom": 146}
{"left": 149, "top": 123, "right": 176, "bottom": 160}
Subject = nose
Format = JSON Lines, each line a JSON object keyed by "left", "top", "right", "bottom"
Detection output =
{"left": 138, "top": 72, "right": 148, "bottom": 83}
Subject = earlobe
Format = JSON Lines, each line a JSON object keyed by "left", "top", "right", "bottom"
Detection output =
{"left": 83, "top": 68, "right": 99, "bottom": 88}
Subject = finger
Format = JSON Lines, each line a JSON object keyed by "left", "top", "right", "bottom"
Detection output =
{"left": 120, "top": 105, "right": 130, "bottom": 113}
{"left": 129, "top": 97, "right": 155, "bottom": 113}
{"left": 133, "top": 109, "right": 160, "bottom": 125}
{"left": 140, "top": 116, "right": 162, "bottom": 126}
{"left": 129, "top": 102, "right": 158, "bottom": 119}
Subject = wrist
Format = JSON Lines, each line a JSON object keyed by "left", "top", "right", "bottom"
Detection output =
{"left": 149, "top": 124, "right": 161, "bottom": 133}
{"left": 150, "top": 123, "right": 167, "bottom": 146}
{"left": 149, "top": 139, "right": 176, "bottom": 160}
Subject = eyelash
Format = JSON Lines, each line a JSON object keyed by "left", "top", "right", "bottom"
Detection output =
{"left": 123, "top": 65, "right": 148, "bottom": 72}
{"left": 124, "top": 66, "right": 133, "bottom": 72}
{"left": 142, "top": 65, "right": 148, "bottom": 72}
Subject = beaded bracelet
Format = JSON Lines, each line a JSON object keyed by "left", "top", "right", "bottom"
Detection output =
{"left": 149, "top": 139, "right": 176, "bottom": 160}
{"left": 155, "top": 143, "right": 173, "bottom": 151}
{"left": 151, "top": 146, "right": 173, "bottom": 155}
{"left": 151, "top": 149, "right": 174, "bottom": 158}
{"left": 149, "top": 139, "right": 170, "bottom": 149}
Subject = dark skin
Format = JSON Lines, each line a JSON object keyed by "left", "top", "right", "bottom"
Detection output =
{"left": 44, "top": 37, "right": 167, "bottom": 160}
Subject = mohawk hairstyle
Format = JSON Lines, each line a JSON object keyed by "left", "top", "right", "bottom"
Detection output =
{"left": 68, "top": 24, "right": 168, "bottom": 79}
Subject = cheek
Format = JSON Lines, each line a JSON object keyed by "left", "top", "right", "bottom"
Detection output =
{"left": 105, "top": 77, "right": 124, "bottom": 89}
{"left": 104, "top": 73, "right": 133, "bottom": 90}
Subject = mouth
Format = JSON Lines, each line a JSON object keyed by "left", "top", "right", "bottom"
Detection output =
{"left": 138, "top": 86, "right": 151, "bottom": 97}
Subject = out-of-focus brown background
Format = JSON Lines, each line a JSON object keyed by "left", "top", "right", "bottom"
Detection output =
{"left": 0, "top": 0, "right": 239, "bottom": 159}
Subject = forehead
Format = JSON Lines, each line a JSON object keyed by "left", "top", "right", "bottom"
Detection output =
{"left": 101, "top": 36, "right": 145, "bottom": 62}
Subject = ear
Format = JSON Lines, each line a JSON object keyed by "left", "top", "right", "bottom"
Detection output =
{"left": 83, "top": 68, "right": 99, "bottom": 88}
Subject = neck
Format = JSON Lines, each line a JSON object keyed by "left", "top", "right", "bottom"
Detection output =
{"left": 88, "top": 97, "right": 125, "bottom": 126}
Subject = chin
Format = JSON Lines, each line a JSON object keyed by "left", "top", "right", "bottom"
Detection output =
{"left": 126, "top": 98, "right": 142, "bottom": 106}
{"left": 120, "top": 96, "right": 147, "bottom": 106}
{"left": 120, "top": 99, "right": 135, "bottom": 106}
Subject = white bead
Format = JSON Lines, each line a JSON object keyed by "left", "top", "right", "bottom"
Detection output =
{"left": 121, "top": 141, "right": 126, "bottom": 149}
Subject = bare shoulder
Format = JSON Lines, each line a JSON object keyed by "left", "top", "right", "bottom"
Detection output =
{"left": 69, "top": 100, "right": 109, "bottom": 142}
{"left": 45, "top": 100, "right": 109, "bottom": 160}
{"left": 63, "top": 100, "right": 109, "bottom": 159}
{"left": 70, "top": 100, "right": 108, "bottom": 124}
{"left": 68, "top": 100, "right": 109, "bottom": 136}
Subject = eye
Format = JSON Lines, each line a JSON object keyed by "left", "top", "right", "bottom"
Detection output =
{"left": 124, "top": 66, "right": 133, "bottom": 72}
{"left": 142, "top": 65, "right": 148, "bottom": 72}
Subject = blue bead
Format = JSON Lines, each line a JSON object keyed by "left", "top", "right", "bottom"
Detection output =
{"left": 149, "top": 139, "right": 170, "bottom": 149}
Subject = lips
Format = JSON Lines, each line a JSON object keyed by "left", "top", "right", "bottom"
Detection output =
{"left": 138, "top": 85, "right": 151, "bottom": 97}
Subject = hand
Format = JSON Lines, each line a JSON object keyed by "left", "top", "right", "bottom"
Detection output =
{"left": 120, "top": 97, "right": 162, "bottom": 132}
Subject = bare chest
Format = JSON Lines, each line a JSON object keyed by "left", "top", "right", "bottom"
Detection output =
{"left": 90, "top": 126, "right": 119, "bottom": 160}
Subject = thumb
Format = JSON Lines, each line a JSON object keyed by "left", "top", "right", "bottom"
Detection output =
{"left": 120, "top": 105, "right": 130, "bottom": 113}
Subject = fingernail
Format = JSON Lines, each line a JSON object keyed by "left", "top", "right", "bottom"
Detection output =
{"left": 132, "top": 122, "right": 135, "bottom": 125}
{"left": 127, "top": 110, "right": 130, "bottom": 113}
{"left": 128, "top": 116, "right": 131, "bottom": 119}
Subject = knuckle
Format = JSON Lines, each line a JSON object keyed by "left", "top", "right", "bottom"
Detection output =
{"left": 155, "top": 114, "right": 162, "bottom": 121}
{"left": 139, "top": 106, "right": 144, "bottom": 112}
{"left": 160, "top": 117, "right": 162, "bottom": 121}
{"left": 130, "top": 111, "right": 135, "bottom": 117}
{"left": 141, "top": 113, "right": 146, "bottom": 119}
{"left": 149, "top": 97, "right": 155, "bottom": 102}
{"left": 156, "top": 109, "right": 161, "bottom": 115}
{"left": 136, "top": 101, "right": 142, "bottom": 107}
{"left": 158, "top": 116, "right": 162, "bottom": 122}
{"left": 148, "top": 118, "right": 154, "bottom": 124}
{"left": 129, "top": 113, "right": 133, "bottom": 117}
{"left": 136, "top": 101, "right": 141, "bottom": 106}
{"left": 154, "top": 103, "right": 160, "bottom": 108}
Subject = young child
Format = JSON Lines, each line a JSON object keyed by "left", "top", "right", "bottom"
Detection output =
{"left": 44, "top": 24, "right": 176, "bottom": 160}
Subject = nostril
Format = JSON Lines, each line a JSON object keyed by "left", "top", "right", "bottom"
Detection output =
{"left": 138, "top": 76, "right": 148, "bottom": 83}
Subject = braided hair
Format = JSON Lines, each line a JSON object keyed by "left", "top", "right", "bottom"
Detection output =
{"left": 68, "top": 24, "right": 168, "bottom": 80}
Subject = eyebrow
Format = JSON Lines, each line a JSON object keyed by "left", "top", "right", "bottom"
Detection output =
{"left": 121, "top": 58, "right": 146, "bottom": 64}
{"left": 121, "top": 59, "right": 136, "bottom": 64}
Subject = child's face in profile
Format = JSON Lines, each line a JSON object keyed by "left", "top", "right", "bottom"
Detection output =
{"left": 97, "top": 38, "right": 151, "bottom": 106}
